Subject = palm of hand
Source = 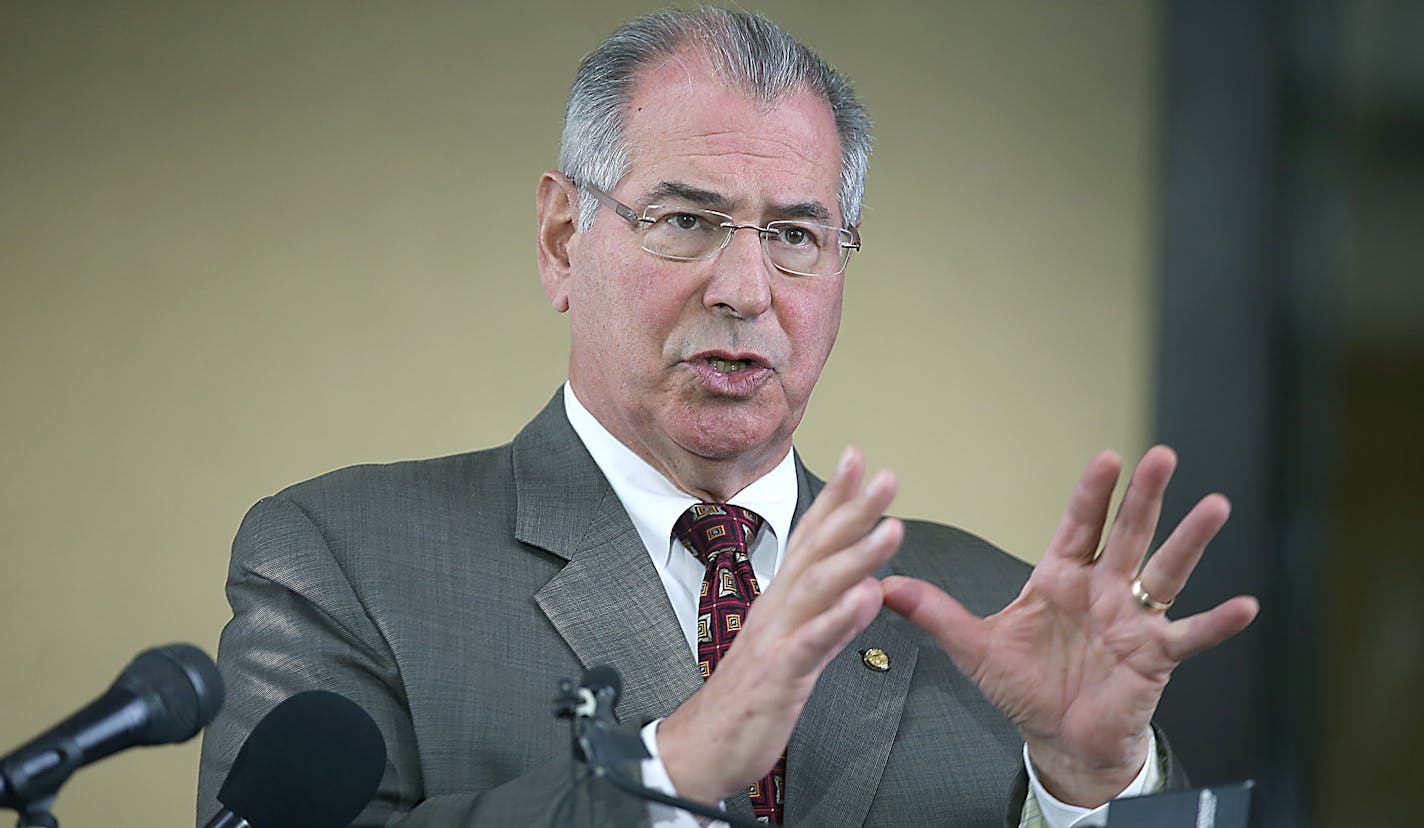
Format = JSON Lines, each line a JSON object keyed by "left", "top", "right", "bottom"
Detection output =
{"left": 966, "top": 556, "right": 1173, "bottom": 769}
{"left": 883, "top": 446, "right": 1258, "bottom": 803}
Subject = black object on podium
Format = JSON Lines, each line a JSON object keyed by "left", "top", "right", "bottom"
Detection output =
{"left": 204, "top": 690, "right": 387, "bottom": 828}
{"left": 1106, "top": 781, "right": 1259, "bottom": 827}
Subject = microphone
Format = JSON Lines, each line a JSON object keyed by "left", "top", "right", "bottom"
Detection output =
{"left": 555, "top": 665, "right": 647, "bottom": 769}
{"left": 573, "top": 665, "right": 622, "bottom": 719}
{"left": 204, "top": 690, "right": 386, "bottom": 828}
{"left": 553, "top": 665, "right": 762, "bottom": 828}
{"left": 554, "top": 664, "right": 622, "bottom": 721}
{"left": 0, "top": 643, "right": 224, "bottom": 810}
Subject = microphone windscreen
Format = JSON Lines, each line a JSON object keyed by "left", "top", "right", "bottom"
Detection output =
{"left": 218, "top": 690, "right": 387, "bottom": 828}
{"left": 583, "top": 664, "right": 622, "bottom": 703}
{"left": 114, "top": 643, "right": 225, "bottom": 744}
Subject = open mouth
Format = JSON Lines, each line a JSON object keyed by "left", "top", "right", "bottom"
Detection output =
{"left": 706, "top": 356, "right": 753, "bottom": 373}
{"left": 686, "top": 352, "right": 771, "bottom": 396}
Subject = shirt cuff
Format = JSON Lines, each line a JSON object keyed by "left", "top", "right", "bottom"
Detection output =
{"left": 1022, "top": 730, "right": 1158, "bottom": 828}
{"left": 640, "top": 718, "right": 727, "bottom": 828}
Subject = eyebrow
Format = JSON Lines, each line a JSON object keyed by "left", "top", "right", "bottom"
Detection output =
{"left": 775, "top": 200, "right": 833, "bottom": 224}
{"left": 641, "top": 181, "right": 728, "bottom": 209}
{"left": 640, "top": 180, "right": 835, "bottom": 225}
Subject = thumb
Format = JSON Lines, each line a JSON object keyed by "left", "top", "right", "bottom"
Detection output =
{"left": 882, "top": 575, "right": 989, "bottom": 675}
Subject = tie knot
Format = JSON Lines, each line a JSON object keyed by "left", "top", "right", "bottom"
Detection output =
{"left": 672, "top": 503, "right": 765, "bottom": 567}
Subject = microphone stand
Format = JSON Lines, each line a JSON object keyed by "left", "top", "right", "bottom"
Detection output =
{"left": 14, "top": 796, "right": 59, "bottom": 828}
{"left": 3, "top": 733, "right": 76, "bottom": 828}
{"left": 555, "top": 676, "right": 764, "bottom": 828}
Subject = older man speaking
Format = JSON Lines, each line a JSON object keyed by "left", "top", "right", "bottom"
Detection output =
{"left": 197, "top": 8, "right": 1257, "bottom": 827}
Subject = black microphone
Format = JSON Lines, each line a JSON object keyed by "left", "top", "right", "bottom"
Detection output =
{"left": 575, "top": 665, "right": 622, "bottom": 719}
{"left": 555, "top": 664, "right": 622, "bottom": 722}
{"left": 204, "top": 690, "right": 386, "bottom": 828}
{"left": 554, "top": 665, "right": 762, "bottom": 828}
{"left": 560, "top": 664, "right": 647, "bottom": 769}
{"left": 0, "top": 643, "right": 224, "bottom": 810}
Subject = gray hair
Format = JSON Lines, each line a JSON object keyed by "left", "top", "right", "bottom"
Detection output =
{"left": 559, "top": 7, "right": 872, "bottom": 232}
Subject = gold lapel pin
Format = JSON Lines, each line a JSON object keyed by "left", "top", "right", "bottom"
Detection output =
{"left": 860, "top": 648, "right": 890, "bottom": 672}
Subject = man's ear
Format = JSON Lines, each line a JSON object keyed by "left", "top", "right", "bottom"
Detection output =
{"left": 536, "top": 171, "right": 578, "bottom": 313}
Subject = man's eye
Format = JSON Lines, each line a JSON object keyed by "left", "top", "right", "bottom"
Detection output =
{"left": 778, "top": 225, "right": 813, "bottom": 246}
{"left": 668, "top": 213, "right": 703, "bottom": 231}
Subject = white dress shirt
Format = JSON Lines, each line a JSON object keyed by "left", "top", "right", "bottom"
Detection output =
{"left": 562, "top": 383, "right": 1151, "bottom": 828}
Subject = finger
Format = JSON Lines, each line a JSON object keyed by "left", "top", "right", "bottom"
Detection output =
{"left": 782, "top": 446, "right": 864, "bottom": 570}
{"left": 1043, "top": 450, "right": 1121, "bottom": 565}
{"left": 1135, "top": 493, "right": 1230, "bottom": 603}
{"left": 1163, "top": 595, "right": 1259, "bottom": 661}
{"left": 780, "top": 466, "right": 897, "bottom": 584}
{"left": 1097, "top": 445, "right": 1177, "bottom": 578}
{"left": 803, "top": 470, "right": 898, "bottom": 561}
{"left": 784, "top": 578, "right": 886, "bottom": 675}
{"left": 881, "top": 575, "right": 989, "bottom": 676}
{"left": 778, "top": 516, "right": 903, "bottom": 625}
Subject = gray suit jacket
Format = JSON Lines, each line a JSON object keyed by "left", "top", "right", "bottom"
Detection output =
{"left": 197, "top": 391, "right": 1178, "bottom": 826}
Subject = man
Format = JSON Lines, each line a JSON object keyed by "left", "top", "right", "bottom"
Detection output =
{"left": 197, "top": 8, "right": 1257, "bottom": 827}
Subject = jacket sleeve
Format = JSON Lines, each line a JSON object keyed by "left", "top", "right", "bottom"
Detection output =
{"left": 1000, "top": 725, "right": 1189, "bottom": 828}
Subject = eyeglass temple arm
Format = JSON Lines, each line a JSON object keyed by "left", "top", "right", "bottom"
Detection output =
{"left": 572, "top": 177, "right": 648, "bottom": 226}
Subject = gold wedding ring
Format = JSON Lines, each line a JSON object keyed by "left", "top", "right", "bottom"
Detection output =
{"left": 1131, "top": 578, "right": 1174, "bottom": 612}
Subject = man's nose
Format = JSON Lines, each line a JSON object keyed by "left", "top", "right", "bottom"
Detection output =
{"left": 703, "top": 227, "right": 773, "bottom": 318}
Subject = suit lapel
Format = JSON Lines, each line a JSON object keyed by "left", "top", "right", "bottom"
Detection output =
{"left": 514, "top": 392, "right": 703, "bottom": 726}
{"left": 782, "top": 457, "right": 918, "bottom": 825}
{"left": 531, "top": 490, "right": 705, "bottom": 725}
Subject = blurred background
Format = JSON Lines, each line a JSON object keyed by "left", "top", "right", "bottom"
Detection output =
{"left": 0, "top": 1, "right": 1417, "bottom": 824}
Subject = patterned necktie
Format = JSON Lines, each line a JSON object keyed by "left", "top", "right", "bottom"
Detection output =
{"left": 672, "top": 503, "right": 785, "bottom": 824}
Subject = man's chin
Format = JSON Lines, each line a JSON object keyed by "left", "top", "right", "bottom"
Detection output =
{"left": 665, "top": 410, "right": 791, "bottom": 466}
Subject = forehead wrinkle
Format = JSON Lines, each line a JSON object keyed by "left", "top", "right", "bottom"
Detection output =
{"left": 625, "top": 138, "right": 832, "bottom": 207}
{"left": 625, "top": 137, "right": 833, "bottom": 198}
{"left": 673, "top": 128, "right": 826, "bottom": 169}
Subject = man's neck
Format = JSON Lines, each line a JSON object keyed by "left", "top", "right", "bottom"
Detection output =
{"left": 642, "top": 444, "right": 785, "bottom": 503}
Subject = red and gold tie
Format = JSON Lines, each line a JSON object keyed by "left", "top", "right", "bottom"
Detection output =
{"left": 672, "top": 503, "right": 785, "bottom": 824}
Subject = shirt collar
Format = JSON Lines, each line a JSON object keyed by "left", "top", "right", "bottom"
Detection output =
{"left": 562, "top": 381, "right": 798, "bottom": 567}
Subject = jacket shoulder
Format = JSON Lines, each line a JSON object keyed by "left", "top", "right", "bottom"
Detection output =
{"left": 231, "top": 445, "right": 520, "bottom": 578}
{"left": 275, "top": 445, "right": 514, "bottom": 507}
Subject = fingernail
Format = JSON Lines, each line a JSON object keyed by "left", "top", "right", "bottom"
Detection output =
{"left": 838, "top": 446, "right": 854, "bottom": 474}
{"left": 865, "top": 469, "right": 892, "bottom": 497}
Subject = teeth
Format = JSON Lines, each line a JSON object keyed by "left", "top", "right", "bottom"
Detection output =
{"left": 708, "top": 357, "right": 749, "bottom": 372}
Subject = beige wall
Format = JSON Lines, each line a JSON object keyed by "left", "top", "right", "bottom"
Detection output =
{"left": 0, "top": 2, "right": 1160, "bottom": 822}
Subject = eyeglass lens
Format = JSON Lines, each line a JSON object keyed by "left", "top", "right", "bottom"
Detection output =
{"left": 639, "top": 206, "right": 850, "bottom": 275}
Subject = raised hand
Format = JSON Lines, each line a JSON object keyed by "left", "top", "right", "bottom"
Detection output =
{"left": 658, "top": 446, "right": 904, "bottom": 804}
{"left": 882, "top": 446, "right": 1258, "bottom": 807}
